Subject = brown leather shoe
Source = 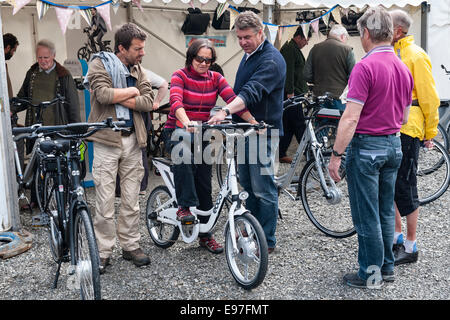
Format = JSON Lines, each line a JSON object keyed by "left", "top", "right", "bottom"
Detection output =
{"left": 122, "top": 248, "right": 151, "bottom": 267}
{"left": 279, "top": 156, "right": 292, "bottom": 164}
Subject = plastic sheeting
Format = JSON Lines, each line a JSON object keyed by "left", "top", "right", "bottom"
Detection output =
{"left": 428, "top": 0, "right": 450, "bottom": 100}
{"left": 122, "top": 0, "right": 423, "bottom": 9}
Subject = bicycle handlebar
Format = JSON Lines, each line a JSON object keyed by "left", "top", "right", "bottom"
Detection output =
{"left": 12, "top": 117, "right": 126, "bottom": 140}
{"left": 11, "top": 94, "right": 67, "bottom": 110}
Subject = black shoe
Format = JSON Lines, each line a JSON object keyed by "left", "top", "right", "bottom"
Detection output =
{"left": 99, "top": 257, "right": 111, "bottom": 274}
{"left": 395, "top": 247, "right": 419, "bottom": 266}
{"left": 392, "top": 243, "right": 403, "bottom": 258}
{"left": 381, "top": 270, "right": 395, "bottom": 283}
{"left": 343, "top": 273, "right": 383, "bottom": 289}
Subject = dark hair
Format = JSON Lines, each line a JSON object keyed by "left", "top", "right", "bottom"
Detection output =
{"left": 185, "top": 39, "right": 216, "bottom": 68}
{"left": 114, "top": 23, "right": 147, "bottom": 53}
{"left": 3, "top": 33, "right": 19, "bottom": 49}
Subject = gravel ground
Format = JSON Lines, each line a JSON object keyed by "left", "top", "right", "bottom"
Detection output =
{"left": 1, "top": 150, "right": 449, "bottom": 301}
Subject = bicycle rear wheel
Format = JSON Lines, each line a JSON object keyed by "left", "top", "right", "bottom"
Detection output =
{"left": 74, "top": 209, "right": 101, "bottom": 300}
{"left": 225, "top": 212, "right": 268, "bottom": 290}
{"left": 299, "top": 155, "right": 355, "bottom": 238}
{"left": 417, "top": 141, "right": 450, "bottom": 205}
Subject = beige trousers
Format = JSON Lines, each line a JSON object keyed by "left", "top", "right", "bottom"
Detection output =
{"left": 92, "top": 134, "right": 145, "bottom": 258}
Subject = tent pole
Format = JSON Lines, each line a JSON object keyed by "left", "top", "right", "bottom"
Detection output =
{"left": 421, "top": 1, "right": 429, "bottom": 52}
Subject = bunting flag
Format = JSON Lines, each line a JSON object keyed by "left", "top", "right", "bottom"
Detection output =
{"left": 12, "top": 0, "right": 31, "bottom": 15}
{"left": 96, "top": 2, "right": 112, "bottom": 31}
{"left": 229, "top": 8, "right": 239, "bottom": 30}
{"left": 79, "top": 8, "right": 93, "bottom": 26}
{"left": 216, "top": 2, "right": 230, "bottom": 19}
{"left": 264, "top": 24, "right": 279, "bottom": 45}
{"left": 55, "top": 6, "right": 74, "bottom": 34}
{"left": 301, "top": 23, "right": 309, "bottom": 39}
{"left": 36, "top": 0, "right": 51, "bottom": 20}
{"left": 333, "top": 7, "right": 342, "bottom": 25}
{"left": 322, "top": 13, "right": 330, "bottom": 27}
{"left": 6, "top": 0, "right": 17, "bottom": 9}
{"left": 112, "top": 0, "right": 120, "bottom": 15}
{"left": 310, "top": 19, "right": 319, "bottom": 34}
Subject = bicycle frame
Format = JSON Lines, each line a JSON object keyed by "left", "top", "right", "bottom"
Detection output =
{"left": 152, "top": 151, "right": 247, "bottom": 247}
{"left": 275, "top": 107, "right": 339, "bottom": 202}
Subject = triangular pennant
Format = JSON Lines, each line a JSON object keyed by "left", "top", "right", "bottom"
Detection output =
{"left": 216, "top": 2, "right": 230, "bottom": 19}
{"left": 79, "top": 8, "right": 93, "bottom": 26}
{"left": 112, "top": 0, "right": 120, "bottom": 15}
{"left": 36, "top": 0, "right": 50, "bottom": 20}
{"left": 12, "top": 0, "right": 31, "bottom": 15}
{"left": 55, "top": 7, "right": 74, "bottom": 34}
{"left": 229, "top": 9, "right": 239, "bottom": 30}
{"left": 264, "top": 24, "right": 279, "bottom": 45}
{"left": 7, "top": 0, "right": 17, "bottom": 9}
{"left": 132, "top": 0, "right": 144, "bottom": 12}
{"left": 97, "top": 3, "right": 112, "bottom": 31}
{"left": 310, "top": 19, "right": 319, "bottom": 33}
{"left": 322, "top": 13, "right": 330, "bottom": 27}
{"left": 273, "top": 26, "right": 283, "bottom": 50}
{"left": 301, "top": 23, "right": 309, "bottom": 39}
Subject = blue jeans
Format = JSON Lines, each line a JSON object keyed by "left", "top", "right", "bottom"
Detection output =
{"left": 238, "top": 135, "right": 279, "bottom": 249}
{"left": 346, "top": 134, "right": 403, "bottom": 280}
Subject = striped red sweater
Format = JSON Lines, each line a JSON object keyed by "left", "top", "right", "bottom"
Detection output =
{"left": 165, "top": 67, "right": 238, "bottom": 128}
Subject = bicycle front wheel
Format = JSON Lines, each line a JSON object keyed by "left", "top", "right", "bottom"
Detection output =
{"left": 146, "top": 186, "right": 179, "bottom": 248}
{"left": 74, "top": 209, "right": 101, "bottom": 300}
{"left": 417, "top": 141, "right": 450, "bottom": 205}
{"left": 225, "top": 212, "right": 268, "bottom": 290}
{"left": 299, "top": 155, "right": 355, "bottom": 238}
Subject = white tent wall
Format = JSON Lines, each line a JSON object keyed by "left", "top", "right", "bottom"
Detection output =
{"left": 0, "top": 0, "right": 445, "bottom": 231}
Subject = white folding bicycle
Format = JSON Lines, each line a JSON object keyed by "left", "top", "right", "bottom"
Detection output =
{"left": 145, "top": 122, "right": 270, "bottom": 290}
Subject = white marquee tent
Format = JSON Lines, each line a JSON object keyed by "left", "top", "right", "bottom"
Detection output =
{"left": 1, "top": 0, "right": 449, "bottom": 237}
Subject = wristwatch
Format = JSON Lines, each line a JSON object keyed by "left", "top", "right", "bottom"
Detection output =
{"left": 222, "top": 107, "right": 231, "bottom": 116}
{"left": 332, "top": 149, "right": 344, "bottom": 157}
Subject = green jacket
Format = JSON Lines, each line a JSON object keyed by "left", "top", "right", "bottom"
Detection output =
{"left": 280, "top": 39, "right": 307, "bottom": 97}
{"left": 16, "top": 61, "right": 81, "bottom": 126}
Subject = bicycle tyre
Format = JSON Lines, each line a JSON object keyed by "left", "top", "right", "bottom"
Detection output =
{"left": 77, "top": 47, "right": 90, "bottom": 62}
{"left": 42, "top": 173, "right": 62, "bottom": 263}
{"left": 74, "top": 208, "right": 101, "bottom": 300}
{"left": 299, "top": 154, "right": 356, "bottom": 238}
{"left": 35, "top": 167, "right": 46, "bottom": 212}
{"left": 146, "top": 185, "right": 179, "bottom": 248}
{"left": 224, "top": 212, "right": 268, "bottom": 290}
{"left": 417, "top": 140, "right": 450, "bottom": 205}
{"left": 314, "top": 123, "right": 338, "bottom": 155}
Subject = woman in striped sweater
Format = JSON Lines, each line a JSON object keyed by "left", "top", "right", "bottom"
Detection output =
{"left": 163, "top": 39, "right": 252, "bottom": 254}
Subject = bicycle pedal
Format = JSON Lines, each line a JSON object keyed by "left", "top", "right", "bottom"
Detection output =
{"left": 32, "top": 213, "right": 50, "bottom": 227}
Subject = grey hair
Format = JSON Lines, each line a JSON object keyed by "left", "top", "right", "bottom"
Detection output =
{"left": 234, "top": 11, "right": 264, "bottom": 33}
{"left": 36, "top": 39, "right": 56, "bottom": 55}
{"left": 390, "top": 9, "right": 413, "bottom": 32}
{"left": 357, "top": 6, "right": 393, "bottom": 43}
{"left": 328, "top": 24, "right": 349, "bottom": 40}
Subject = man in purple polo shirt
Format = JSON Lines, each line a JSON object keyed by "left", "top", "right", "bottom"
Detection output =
{"left": 328, "top": 6, "right": 413, "bottom": 289}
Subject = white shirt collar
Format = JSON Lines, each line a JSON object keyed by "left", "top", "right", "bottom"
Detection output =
{"left": 245, "top": 40, "right": 265, "bottom": 61}
{"left": 39, "top": 62, "right": 56, "bottom": 74}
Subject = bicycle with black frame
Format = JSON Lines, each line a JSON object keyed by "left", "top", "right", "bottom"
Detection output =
{"left": 12, "top": 117, "right": 125, "bottom": 300}
{"left": 77, "top": 27, "right": 112, "bottom": 62}
{"left": 10, "top": 95, "right": 69, "bottom": 213}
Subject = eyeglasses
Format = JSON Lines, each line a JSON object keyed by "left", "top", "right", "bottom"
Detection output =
{"left": 194, "top": 55, "right": 213, "bottom": 64}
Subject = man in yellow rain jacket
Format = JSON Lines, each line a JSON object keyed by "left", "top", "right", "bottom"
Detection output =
{"left": 390, "top": 10, "right": 440, "bottom": 266}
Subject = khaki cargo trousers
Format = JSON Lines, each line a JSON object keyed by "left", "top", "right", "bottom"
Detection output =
{"left": 92, "top": 133, "right": 144, "bottom": 259}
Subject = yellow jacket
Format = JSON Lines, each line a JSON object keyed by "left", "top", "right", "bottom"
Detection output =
{"left": 394, "top": 36, "right": 440, "bottom": 140}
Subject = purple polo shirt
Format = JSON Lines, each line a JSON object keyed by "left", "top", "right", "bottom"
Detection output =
{"left": 347, "top": 46, "right": 414, "bottom": 135}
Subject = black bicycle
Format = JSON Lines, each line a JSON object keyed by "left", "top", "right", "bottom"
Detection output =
{"left": 10, "top": 95, "right": 69, "bottom": 213}
{"left": 12, "top": 118, "right": 125, "bottom": 300}
{"left": 77, "top": 27, "right": 112, "bottom": 62}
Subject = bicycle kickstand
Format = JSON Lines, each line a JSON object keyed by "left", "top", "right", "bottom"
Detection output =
{"left": 53, "top": 261, "right": 62, "bottom": 289}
